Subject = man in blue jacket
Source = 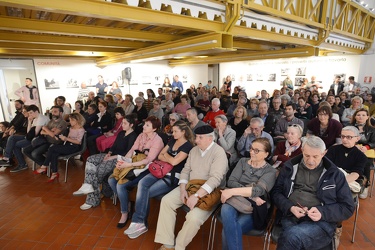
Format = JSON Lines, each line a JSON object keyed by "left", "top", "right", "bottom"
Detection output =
{"left": 271, "top": 136, "right": 355, "bottom": 250}
{"left": 171, "top": 75, "right": 184, "bottom": 92}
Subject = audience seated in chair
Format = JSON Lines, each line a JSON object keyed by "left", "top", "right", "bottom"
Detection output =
{"left": 154, "top": 125, "right": 228, "bottom": 250}
{"left": 124, "top": 120, "right": 194, "bottom": 238}
{"left": 33, "top": 113, "right": 85, "bottom": 182}
{"left": 271, "top": 136, "right": 355, "bottom": 250}
{"left": 109, "top": 116, "right": 164, "bottom": 228}
{"left": 221, "top": 138, "right": 277, "bottom": 250}
{"left": 73, "top": 115, "right": 137, "bottom": 210}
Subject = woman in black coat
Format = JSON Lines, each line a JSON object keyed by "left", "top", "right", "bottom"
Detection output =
{"left": 351, "top": 108, "right": 375, "bottom": 195}
{"left": 87, "top": 101, "right": 113, "bottom": 155}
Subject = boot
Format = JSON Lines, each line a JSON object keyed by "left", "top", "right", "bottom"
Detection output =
{"left": 334, "top": 226, "right": 342, "bottom": 250}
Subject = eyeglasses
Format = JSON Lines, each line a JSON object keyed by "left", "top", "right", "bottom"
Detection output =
{"left": 169, "top": 118, "right": 176, "bottom": 122}
{"left": 288, "top": 124, "right": 299, "bottom": 127}
{"left": 249, "top": 127, "right": 260, "bottom": 131}
{"left": 318, "top": 113, "right": 329, "bottom": 116}
{"left": 340, "top": 135, "right": 358, "bottom": 140}
{"left": 250, "top": 147, "right": 265, "bottom": 154}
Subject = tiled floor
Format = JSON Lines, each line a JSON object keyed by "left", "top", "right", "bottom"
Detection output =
{"left": 0, "top": 158, "right": 374, "bottom": 249}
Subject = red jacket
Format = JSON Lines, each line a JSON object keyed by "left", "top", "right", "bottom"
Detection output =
{"left": 203, "top": 110, "right": 225, "bottom": 128}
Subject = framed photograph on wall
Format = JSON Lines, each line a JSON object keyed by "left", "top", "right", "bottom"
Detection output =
{"left": 268, "top": 73, "right": 276, "bottom": 81}
{"left": 364, "top": 76, "right": 372, "bottom": 84}
{"left": 296, "top": 67, "right": 306, "bottom": 76}
{"left": 281, "top": 68, "right": 289, "bottom": 76}
{"left": 247, "top": 74, "right": 253, "bottom": 81}
{"left": 66, "top": 79, "right": 79, "bottom": 88}
{"left": 44, "top": 78, "right": 60, "bottom": 89}
{"left": 295, "top": 77, "right": 304, "bottom": 86}
{"left": 257, "top": 74, "right": 263, "bottom": 81}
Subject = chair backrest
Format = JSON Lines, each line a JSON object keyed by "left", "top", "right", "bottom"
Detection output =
{"left": 79, "top": 132, "right": 87, "bottom": 154}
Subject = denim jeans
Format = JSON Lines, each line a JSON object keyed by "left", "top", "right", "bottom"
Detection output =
{"left": 23, "top": 143, "right": 50, "bottom": 166}
{"left": 221, "top": 203, "right": 254, "bottom": 250}
{"left": 108, "top": 170, "right": 149, "bottom": 213}
{"left": 132, "top": 173, "right": 178, "bottom": 226}
{"left": 277, "top": 217, "right": 335, "bottom": 250}
{"left": 13, "top": 139, "right": 31, "bottom": 166}
{"left": 4, "top": 135, "right": 25, "bottom": 159}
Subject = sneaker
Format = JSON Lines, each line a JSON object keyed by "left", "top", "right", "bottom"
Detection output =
{"left": 0, "top": 166, "right": 6, "bottom": 172}
{"left": 80, "top": 203, "right": 93, "bottom": 210}
{"left": 73, "top": 183, "right": 94, "bottom": 196}
{"left": 0, "top": 159, "right": 11, "bottom": 167}
{"left": 359, "top": 187, "right": 368, "bottom": 199}
{"left": 334, "top": 226, "right": 342, "bottom": 249}
{"left": 10, "top": 165, "right": 28, "bottom": 173}
{"left": 125, "top": 223, "right": 148, "bottom": 239}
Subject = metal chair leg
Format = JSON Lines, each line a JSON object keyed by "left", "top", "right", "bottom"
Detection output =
{"left": 65, "top": 159, "right": 69, "bottom": 182}
{"left": 370, "top": 164, "right": 375, "bottom": 198}
{"left": 207, "top": 215, "right": 218, "bottom": 250}
{"left": 351, "top": 197, "right": 359, "bottom": 243}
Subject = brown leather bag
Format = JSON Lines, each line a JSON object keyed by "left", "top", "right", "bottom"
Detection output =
{"left": 185, "top": 179, "right": 221, "bottom": 211}
{"left": 111, "top": 153, "right": 147, "bottom": 184}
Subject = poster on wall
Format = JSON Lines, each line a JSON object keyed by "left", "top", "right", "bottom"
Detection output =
{"left": 296, "top": 67, "right": 306, "bottom": 76}
{"left": 142, "top": 75, "right": 152, "bottom": 85}
{"left": 281, "top": 68, "right": 290, "bottom": 76}
{"left": 231, "top": 74, "right": 236, "bottom": 81}
{"left": 364, "top": 76, "right": 372, "bottom": 84}
{"left": 268, "top": 73, "right": 276, "bottom": 81}
{"left": 295, "top": 77, "right": 304, "bottom": 86}
{"left": 334, "top": 73, "right": 346, "bottom": 84}
{"left": 66, "top": 79, "right": 79, "bottom": 88}
{"left": 44, "top": 78, "right": 59, "bottom": 89}
{"left": 257, "top": 74, "right": 263, "bottom": 81}
{"left": 247, "top": 74, "right": 253, "bottom": 81}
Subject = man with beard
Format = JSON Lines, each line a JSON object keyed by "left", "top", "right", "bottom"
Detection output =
{"left": 23, "top": 106, "right": 67, "bottom": 168}
{"left": 274, "top": 103, "right": 304, "bottom": 140}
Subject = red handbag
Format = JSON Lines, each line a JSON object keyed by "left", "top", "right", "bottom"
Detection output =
{"left": 148, "top": 160, "right": 173, "bottom": 178}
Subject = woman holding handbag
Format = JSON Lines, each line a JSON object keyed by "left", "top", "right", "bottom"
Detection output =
{"left": 123, "top": 120, "right": 194, "bottom": 238}
{"left": 72, "top": 114, "right": 137, "bottom": 210}
{"left": 108, "top": 116, "right": 164, "bottom": 229}
{"left": 220, "top": 138, "right": 277, "bottom": 250}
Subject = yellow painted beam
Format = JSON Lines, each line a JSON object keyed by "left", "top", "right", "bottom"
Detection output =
{"left": 0, "top": 0, "right": 223, "bottom": 32}
{"left": 96, "top": 33, "right": 234, "bottom": 66}
{"left": 0, "top": 42, "right": 129, "bottom": 53}
{"left": 0, "top": 16, "right": 181, "bottom": 42}
{"left": 0, "top": 48, "right": 116, "bottom": 57}
{"left": 232, "top": 26, "right": 317, "bottom": 46}
{"left": 242, "top": 0, "right": 325, "bottom": 28}
{"left": 0, "top": 31, "right": 154, "bottom": 49}
{"left": 233, "top": 41, "right": 281, "bottom": 50}
{"left": 169, "top": 47, "right": 319, "bottom": 66}
{"left": 332, "top": 27, "right": 373, "bottom": 43}
{"left": 319, "top": 42, "right": 365, "bottom": 54}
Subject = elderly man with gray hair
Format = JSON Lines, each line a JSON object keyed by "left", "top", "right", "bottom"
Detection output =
{"left": 154, "top": 125, "right": 228, "bottom": 250}
{"left": 237, "top": 117, "right": 274, "bottom": 157}
{"left": 272, "top": 136, "right": 355, "bottom": 250}
{"left": 203, "top": 98, "right": 225, "bottom": 128}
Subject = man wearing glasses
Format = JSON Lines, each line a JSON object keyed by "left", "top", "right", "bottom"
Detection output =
{"left": 272, "top": 136, "right": 355, "bottom": 250}
{"left": 237, "top": 117, "right": 274, "bottom": 157}
{"left": 269, "top": 97, "right": 284, "bottom": 121}
{"left": 325, "top": 126, "right": 367, "bottom": 247}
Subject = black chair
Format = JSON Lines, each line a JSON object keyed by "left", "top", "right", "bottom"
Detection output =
{"left": 207, "top": 203, "right": 274, "bottom": 250}
{"left": 48, "top": 132, "right": 87, "bottom": 182}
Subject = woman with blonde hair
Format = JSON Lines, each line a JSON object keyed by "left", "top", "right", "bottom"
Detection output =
{"left": 109, "top": 81, "right": 122, "bottom": 96}
{"left": 122, "top": 94, "right": 135, "bottom": 116}
{"left": 33, "top": 113, "right": 86, "bottom": 182}
{"left": 124, "top": 120, "right": 194, "bottom": 237}
{"left": 228, "top": 106, "right": 248, "bottom": 140}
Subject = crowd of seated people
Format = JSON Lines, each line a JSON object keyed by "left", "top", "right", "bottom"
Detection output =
{"left": 0, "top": 74, "right": 371, "bottom": 249}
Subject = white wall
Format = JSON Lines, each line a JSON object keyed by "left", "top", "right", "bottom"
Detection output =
{"left": 33, "top": 59, "right": 208, "bottom": 112}
{"left": 358, "top": 54, "right": 375, "bottom": 90}
{"left": 219, "top": 55, "right": 363, "bottom": 97}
